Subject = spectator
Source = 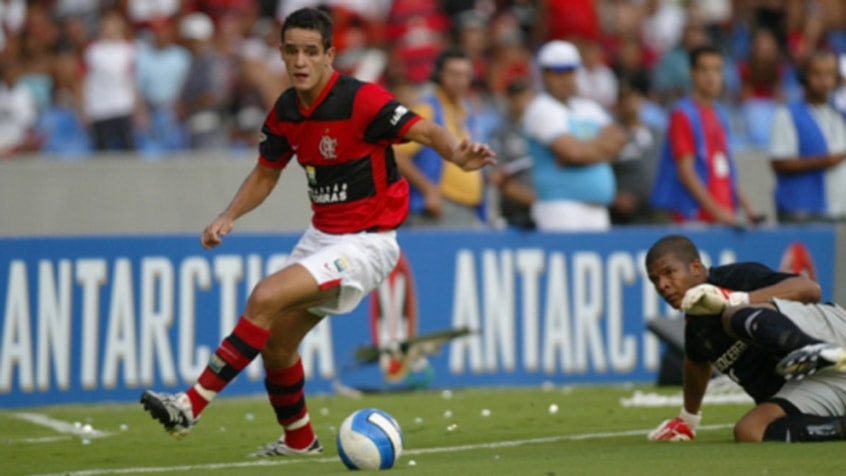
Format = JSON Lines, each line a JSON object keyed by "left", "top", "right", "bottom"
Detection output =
{"left": 384, "top": 0, "right": 448, "bottom": 84}
{"left": 453, "top": 9, "right": 489, "bottom": 84}
{"left": 135, "top": 17, "right": 191, "bottom": 153}
{"left": 652, "top": 22, "right": 709, "bottom": 105}
{"left": 521, "top": 40, "right": 626, "bottom": 232}
{"left": 19, "top": 4, "right": 59, "bottom": 112}
{"left": 610, "top": 81, "right": 662, "bottom": 225}
{"left": 177, "top": 12, "right": 230, "bottom": 149}
{"left": 239, "top": 17, "right": 289, "bottom": 108}
{"left": 738, "top": 28, "right": 784, "bottom": 101}
{"left": 612, "top": 35, "right": 652, "bottom": 99}
{"left": 488, "top": 79, "right": 535, "bottom": 229}
{"left": 82, "top": 10, "right": 138, "bottom": 151}
{"left": 651, "top": 46, "right": 760, "bottom": 227}
{"left": 769, "top": 50, "right": 846, "bottom": 223}
{"left": 35, "top": 51, "right": 91, "bottom": 157}
{"left": 737, "top": 27, "right": 785, "bottom": 148}
{"left": 533, "top": 0, "right": 600, "bottom": 45}
{"left": 126, "top": 0, "right": 180, "bottom": 29}
{"left": 0, "top": 0, "right": 25, "bottom": 54}
{"left": 641, "top": 0, "right": 687, "bottom": 57}
{"left": 53, "top": 0, "right": 99, "bottom": 36}
{"left": 485, "top": 12, "right": 532, "bottom": 95}
{"left": 0, "top": 55, "right": 39, "bottom": 157}
{"left": 576, "top": 39, "right": 617, "bottom": 111}
{"left": 395, "top": 47, "right": 486, "bottom": 228}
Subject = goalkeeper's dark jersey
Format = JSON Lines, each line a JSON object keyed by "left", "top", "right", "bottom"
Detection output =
{"left": 684, "top": 262, "right": 798, "bottom": 403}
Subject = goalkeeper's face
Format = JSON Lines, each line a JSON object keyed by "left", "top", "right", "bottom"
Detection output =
{"left": 646, "top": 253, "right": 707, "bottom": 310}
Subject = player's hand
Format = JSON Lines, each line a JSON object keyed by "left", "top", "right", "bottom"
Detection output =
{"left": 681, "top": 284, "right": 749, "bottom": 315}
{"left": 648, "top": 408, "right": 700, "bottom": 441}
{"left": 201, "top": 216, "right": 234, "bottom": 250}
{"left": 648, "top": 417, "right": 695, "bottom": 441}
{"left": 451, "top": 139, "right": 496, "bottom": 171}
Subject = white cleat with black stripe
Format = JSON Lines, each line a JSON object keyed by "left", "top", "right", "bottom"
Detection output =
{"left": 140, "top": 390, "right": 197, "bottom": 439}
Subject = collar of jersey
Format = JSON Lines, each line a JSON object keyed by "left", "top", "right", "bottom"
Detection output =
{"left": 297, "top": 71, "right": 340, "bottom": 117}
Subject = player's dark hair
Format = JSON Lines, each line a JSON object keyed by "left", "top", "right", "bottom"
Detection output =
{"left": 281, "top": 7, "right": 333, "bottom": 52}
{"left": 688, "top": 45, "right": 722, "bottom": 70}
{"left": 645, "top": 235, "right": 701, "bottom": 268}
{"left": 431, "top": 46, "right": 471, "bottom": 84}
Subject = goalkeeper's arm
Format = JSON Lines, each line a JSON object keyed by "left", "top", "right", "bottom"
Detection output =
{"left": 682, "top": 357, "right": 712, "bottom": 416}
{"left": 649, "top": 358, "right": 712, "bottom": 441}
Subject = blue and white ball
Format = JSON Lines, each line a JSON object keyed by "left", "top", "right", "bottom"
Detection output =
{"left": 337, "top": 408, "right": 403, "bottom": 470}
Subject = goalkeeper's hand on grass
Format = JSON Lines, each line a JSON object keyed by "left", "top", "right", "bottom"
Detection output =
{"left": 681, "top": 284, "right": 749, "bottom": 315}
{"left": 648, "top": 408, "right": 701, "bottom": 441}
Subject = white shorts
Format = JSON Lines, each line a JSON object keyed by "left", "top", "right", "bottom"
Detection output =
{"left": 531, "top": 200, "right": 611, "bottom": 231}
{"left": 771, "top": 298, "right": 846, "bottom": 416}
{"left": 285, "top": 224, "right": 400, "bottom": 316}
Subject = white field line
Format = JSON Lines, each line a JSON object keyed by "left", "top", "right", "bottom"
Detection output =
{"left": 13, "top": 412, "right": 111, "bottom": 438}
{"left": 8, "top": 436, "right": 73, "bottom": 444}
{"left": 32, "top": 423, "right": 734, "bottom": 476}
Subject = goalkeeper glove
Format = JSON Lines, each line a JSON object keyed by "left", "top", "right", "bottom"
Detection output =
{"left": 681, "top": 284, "right": 749, "bottom": 315}
{"left": 648, "top": 408, "right": 701, "bottom": 441}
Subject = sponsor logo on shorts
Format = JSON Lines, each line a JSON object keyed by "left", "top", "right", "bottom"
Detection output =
{"left": 333, "top": 257, "right": 349, "bottom": 272}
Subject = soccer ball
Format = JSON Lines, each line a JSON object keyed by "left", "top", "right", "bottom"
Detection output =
{"left": 337, "top": 408, "right": 403, "bottom": 470}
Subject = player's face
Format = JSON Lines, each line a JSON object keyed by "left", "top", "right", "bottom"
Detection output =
{"left": 646, "top": 253, "right": 707, "bottom": 310}
{"left": 691, "top": 53, "right": 723, "bottom": 100}
{"left": 280, "top": 27, "right": 335, "bottom": 94}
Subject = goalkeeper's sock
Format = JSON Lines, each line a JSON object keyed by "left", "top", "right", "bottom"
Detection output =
{"left": 763, "top": 414, "right": 846, "bottom": 442}
{"left": 265, "top": 358, "right": 315, "bottom": 450}
{"left": 728, "top": 307, "right": 822, "bottom": 357}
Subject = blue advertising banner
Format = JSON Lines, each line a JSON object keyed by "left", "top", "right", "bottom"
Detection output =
{"left": 0, "top": 226, "right": 835, "bottom": 407}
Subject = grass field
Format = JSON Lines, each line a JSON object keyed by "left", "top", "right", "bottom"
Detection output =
{"left": 1, "top": 385, "right": 841, "bottom": 475}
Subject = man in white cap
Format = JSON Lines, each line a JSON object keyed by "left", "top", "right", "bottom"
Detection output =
{"left": 522, "top": 40, "right": 627, "bottom": 231}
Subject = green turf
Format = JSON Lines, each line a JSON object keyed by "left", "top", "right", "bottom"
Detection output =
{"left": 1, "top": 385, "right": 841, "bottom": 475}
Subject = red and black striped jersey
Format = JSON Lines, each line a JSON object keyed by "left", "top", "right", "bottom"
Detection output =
{"left": 258, "top": 72, "right": 422, "bottom": 234}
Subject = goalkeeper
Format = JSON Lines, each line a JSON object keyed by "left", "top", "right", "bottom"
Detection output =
{"left": 645, "top": 234, "right": 846, "bottom": 443}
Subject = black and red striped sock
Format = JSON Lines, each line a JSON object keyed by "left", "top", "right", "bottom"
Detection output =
{"left": 265, "top": 358, "right": 315, "bottom": 450}
{"left": 185, "top": 317, "right": 270, "bottom": 418}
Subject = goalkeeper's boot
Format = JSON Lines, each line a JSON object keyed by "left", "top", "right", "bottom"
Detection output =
{"left": 776, "top": 343, "right": 846, "bottom": 381}
{"left": 249, "top": 437, "right": 324, "bottom": 457}
{"left": 140, "top": 390, "right": 197, "bottom": 439}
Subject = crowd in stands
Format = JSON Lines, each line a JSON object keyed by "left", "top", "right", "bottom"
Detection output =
{"left": 3, "top": 0, "right": 846, "bottom": 227}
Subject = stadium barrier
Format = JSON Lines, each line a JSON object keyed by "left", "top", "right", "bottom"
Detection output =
{"left": 0, "top": 226, "right": 836, "bottom": 407}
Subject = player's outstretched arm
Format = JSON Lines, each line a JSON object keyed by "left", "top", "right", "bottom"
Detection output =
{"left": 648, "top": 357, "right": 711, "bottom": 441}
{"left": 201, "top": 163, "right": 282, "bottom": 249}
{"left": 402, "top": 118, "right": 496, "bottom": 171}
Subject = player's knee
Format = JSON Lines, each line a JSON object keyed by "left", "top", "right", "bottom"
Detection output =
{"left": 733, "top": 420, "right": 765, "bottom": 442}
{"left": 246, "top": 281, "right": 282, "bottom": 322}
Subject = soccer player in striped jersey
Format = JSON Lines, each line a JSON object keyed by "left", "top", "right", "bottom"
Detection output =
{"left": 140, "top": 7, "right": 495, "bottom": 456}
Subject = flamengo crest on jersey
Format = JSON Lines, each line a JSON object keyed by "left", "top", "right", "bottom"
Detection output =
{"left": 319, "top": 132, "right": 338, "bottom": 159}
